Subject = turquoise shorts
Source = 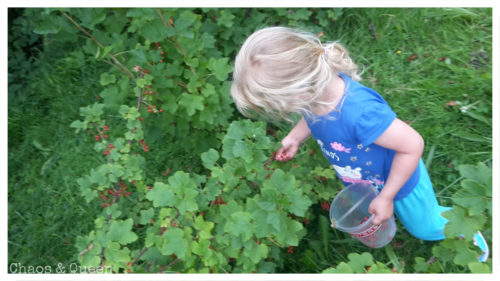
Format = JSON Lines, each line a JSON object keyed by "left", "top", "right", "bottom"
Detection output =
{"left": 393, "top": 160, "right": 452, "bottom": 241}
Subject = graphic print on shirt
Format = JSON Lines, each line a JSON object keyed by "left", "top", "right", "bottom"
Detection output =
{"left": 333, "top": 164, "right": 385, "bottom": 187}
{"left": 316, "top": 140, "right": 340, "bottom": 161}
{"left": 330, "top": 142, "right": 351, "bottom": 153}
{"left": 333, "top": 164, "right": 371, "bottom": 184}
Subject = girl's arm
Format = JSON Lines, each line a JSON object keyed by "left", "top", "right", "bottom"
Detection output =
{"left": 369, "top": 118, "right": 424, "bottom": 225}
{"left": 276, "top": 117, "right": 311, "bottom": 161}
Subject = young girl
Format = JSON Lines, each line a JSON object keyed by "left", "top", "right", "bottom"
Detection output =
{"left": 230, "top": 26, "right": 488, "bottom": 262}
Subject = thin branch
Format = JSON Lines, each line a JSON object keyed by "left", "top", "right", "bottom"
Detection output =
{"left": 155, "top": 8, "right": 197, "bottom": 77}
{"left": 109, "top": 179, "right": 122, "bottom": 207}
{"left": 61, "top": 11, "right": 104, "bottom": 48}
{"left": 61, "top": 11, "right": 136, "bottom": 80}
{"left": 101, "top": 58, "right": 133, "bottom": 78}
{"left": 158, "top": 258, "right": 180, "bottom": 273}
{"left": 136, "top": 72, "right": 145, "bottom": 111}
{"left": 78, "top": 243, "right": 94, "bottom": 257}
{"left": 131, "top": 247, "right": 149, "bottom": 266}
{"left": 170, "top": 78, "right": 189, "bottom": 91}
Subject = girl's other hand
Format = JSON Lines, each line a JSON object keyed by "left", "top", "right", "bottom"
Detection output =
{"left": 368, "top": 194, "right": 394, "bottom": 225}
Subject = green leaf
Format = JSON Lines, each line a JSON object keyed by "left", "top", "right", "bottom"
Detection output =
{"left": 138, "top": 18, "right": 168, "bottom": 42}
{"left": 274, "top": 217, "right": 303, "bottom": 246}
{"left": 70, "top": 120, "right": 84, "bottom": 133}
{"left": 176, "top": 188, "right": 199, "bottom": 214}
{"left": 191, "top": 239, "right": 213, "bottom": 260}
{"left": 76, "top": 235, "right": 102, "bottom": 268}
{"left": 139, "top": 208, "right": 155, "bottom": 225}
{"left": 99, "top": 73, "right": 116, "bottom": 86}
{"left": 452, "top": 179, "right": 489, "bottom": 215}
{"left": 194, "top": 215, "right": 214, "bottom": 240}
{"left": 106, "top": 218, "right": 138, "bottom": 245}
{"left": 201, "top": 148, "right": 219, "bottom": 169}
{"left": 242, "top": 240, "right": 268, "bottom": 263}
{"left": 208, "top": 57, "right": 232, "bottom": 81}
{"left": 104, "top": 241, "right": 131, "bottom": 271}
{"left": 458, "top": 162, "right": 491, "bottom": 186}
{"left": 232, "top": 140, "right": 252, "bottom": 163}
{"left": 287, "top": 8, "right": 313, "bottom": 20}
{"left": 468, "top": 262, "right": 491, "bottom": 273}
{"left": 146, "top": 182, "right": 175, "bottom": 208}
{"left": 440, "top": 239, "right": 478, "bottom": 266}
{"left": 251, "top": 208, "right": 276, "bottom": 238}
{"left": 89, "top": 166, "right": 107, "bottom": 185}
{"left": 33, "top": 14, "right": 62, "bottom": 34}
{"left": 167, "top": 171, "right": 199, "bottom": 213}
{"left": 264, "top": 169, "right": 295, "bottom": 194}
{"left": 161, "top": 228, "right": 188, "bottom": 259}
{"left": 173, "top": 10, "right": 198, "bottom": 38}
{"left": 442, "top": 206, "right": 486, "bottom": 240}
{"left": 432, "top": 244, "right": 455, "bottom": 262}
{"left": 104, "top": 203, "right": 122, "bottom": 220}
{"left": 266, "top": 211, "right": 281, "bottom": 232}
{"left": 414, "top": 257, "right": 430, "bottom": 272}
{"left": 224, "top": 211, "right": 254, "bottom": 241}
{"left": 322, "top": 262, "right": 353, "bottom": 273}
{"left": 287, "top": 189, "right": 312, "bottom": 216}
{"left": 178, "top": 93, "right": 204, "bottom": 116}
{"left": 100, "top": 86, "right": 125, "bottom": 110}
{"left": 72, "top": 8, "right": 107, "bottom": 29}
{"left": 367, "top": 262, "right": 393, "bottom": 273}
{"left": 217, "top": 10, "right": 235, "bottom": 27}
{"left": 119, "top": 105, "right": 140, "bottom": 120}
{"left": 347, "top": 252, "right": 374, "bottom": 273}
{"left": 219, "top": 200, "right": 242, "bottom": 218}
{"left": 200, "top": 33, "right": 216, "bottom": 49}
{"left": 194, "top": 215, "right": 214, "bottom": 232}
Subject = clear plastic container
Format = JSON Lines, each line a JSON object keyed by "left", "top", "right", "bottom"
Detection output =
{"left": 329, "top": 182, "right": 396, "bottom": 248}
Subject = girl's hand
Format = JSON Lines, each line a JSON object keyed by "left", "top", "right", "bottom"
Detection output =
{"left": 276, "top": 136, "right": 300, "bottom": 162}
{"left": 368, "top": 194, "right": 394, "bottom": 225}
{"left": 275, "top": 117, "right": 311, "bottom": 162}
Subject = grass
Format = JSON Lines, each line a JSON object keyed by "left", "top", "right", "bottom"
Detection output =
{"left": 8, "top": 11, "right": 106, "bottom": 266}
{"left": 7, "top": 8, "right": 492, "bottom": 273}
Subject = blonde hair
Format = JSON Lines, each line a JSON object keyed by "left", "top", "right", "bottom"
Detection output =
{"left": 231, "top": 26, "right": 361, "bottom": 122}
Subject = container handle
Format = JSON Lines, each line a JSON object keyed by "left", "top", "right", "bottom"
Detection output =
{"left": 331, "top": 192, "right": 370, "bottom": 228}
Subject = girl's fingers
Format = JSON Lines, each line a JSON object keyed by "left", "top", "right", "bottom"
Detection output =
{"left": 275, "top": 152, "right": 291, "bottom": 162}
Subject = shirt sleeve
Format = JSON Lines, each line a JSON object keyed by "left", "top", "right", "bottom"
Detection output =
{"left": 353, "top": 97, "right": 396, "bottom": 146}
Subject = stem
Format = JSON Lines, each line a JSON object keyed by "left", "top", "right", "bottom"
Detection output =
{"left": 78, "top": 243, "right": 94, "bottom": 257}
{"left": 136, "top": 72, "right": 145, "bottom": 111}
{"left": 131, "top": 247, "right": 149, "bottom": 266}
{"left": 101, "top": 58, "right": 132, "bottom": 78}
{"left": 61, "top": 11, "right": 136, "bottom": 80}
{"left": 384, "top": 245, "right": 402, "bottom": 273}
{"left": 109, "top": 179, "right": 122, "bottom": 207}
{"left": 155, "top": 8, "right": 197, "bottom": 77}
{"left": 266, "top": 237, "right": 282, "bottom": 247}
{"left": 159, "top": 258, "right": 180, "bottom": 273}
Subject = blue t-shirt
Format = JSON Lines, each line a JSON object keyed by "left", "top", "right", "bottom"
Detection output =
{"left": 304, "top": 74, "right": 419, "bottom": 200}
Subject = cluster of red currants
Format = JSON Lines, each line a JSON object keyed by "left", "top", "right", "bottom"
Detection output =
{"left": 98, "top": 182, "right": 131, "bottom": 208}
{"left": 138, "top": 139, "right": 149, "bottom": 152}
{"left": 211, "top": 196, "right": 226, "bottom": 206}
